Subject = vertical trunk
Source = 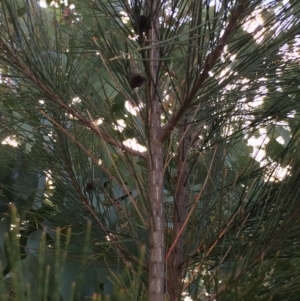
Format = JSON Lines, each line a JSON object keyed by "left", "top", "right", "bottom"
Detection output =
{"left": 147, "top": 1, "right": 164, "bottom": 301}
{"left": 167, "top": 119, "right": 189, "bottom": 300}
{"left": 148, "top": 137, "right": 164, "bottom": 301}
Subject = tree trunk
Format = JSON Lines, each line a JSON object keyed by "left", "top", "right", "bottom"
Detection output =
{"left": 147, "top": 1, "right": 165, "bottom": 301}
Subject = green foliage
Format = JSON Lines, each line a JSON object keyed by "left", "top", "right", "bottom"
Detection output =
{"left": 0, "top": 208, "right": 130, "bottom": 301}
{"left": 1, "top": 0, "right": 300, "bottom": 300}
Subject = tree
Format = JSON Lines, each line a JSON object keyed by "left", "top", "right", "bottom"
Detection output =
{"left": 1, "top": 0, "right": 300, "bottom": 300}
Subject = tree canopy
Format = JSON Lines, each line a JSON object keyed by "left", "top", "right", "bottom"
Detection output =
{"left": 1, "top": 0, "right": 300, "bottom": 300}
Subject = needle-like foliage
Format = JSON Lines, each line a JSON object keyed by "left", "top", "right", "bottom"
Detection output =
{"left": 1, "top": 0, "right": 300, "bottom": 300}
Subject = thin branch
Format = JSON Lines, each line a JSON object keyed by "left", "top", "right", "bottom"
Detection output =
{"left": 167, "top": 115, "right": 189, "bottom": 300}
{"left": 165, "top": 146, "right": 218, "bottom": 262}
{"left": 0, "top": 39, "right": 147, "bottom": 160}
{"left": 38, "top": 108, "right": 134, "bottom": 205}
{"left": 201, "top": 206, "right": 300, "bottom": 301}
{"left": 159, "top": 0, "right": 250, "bottom": 143}
{"left": 38, "top": 109, "right": 144, "bottom": 267}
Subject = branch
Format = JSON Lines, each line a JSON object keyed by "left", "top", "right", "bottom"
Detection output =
{"left": 0, "top": 39, "right": 147, "bottom": 160}
{"left": 159, "top": 0, "right": 250, "bottom": 143}
{"left": 165, "top": 146, "right": 218, "bottom": 262}
{"left": 40, "top": 111, "right": 144, "bottom": 267}
{"left": 167, "top": 117, "right": 189, "bottom": 300}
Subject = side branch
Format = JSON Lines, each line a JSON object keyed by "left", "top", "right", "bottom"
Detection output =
{"left": 159, "top": 0, "right": 250, "bottom": 143}
{"left": 0, "top": 40, "right": 147, "bottom": 160}
{"left": 166, "top": 117, "right": 189, "bottom": 301}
